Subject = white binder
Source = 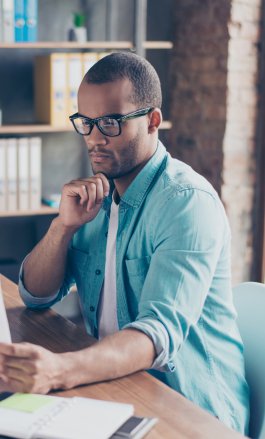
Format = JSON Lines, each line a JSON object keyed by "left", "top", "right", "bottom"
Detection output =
{"left": 0, "top": 139, "right": 7, "bottom": 211}
{"left": 6, "top": 138, "right": 18, "bottom": 211}
{"left": 1, "top": 0, "right": 14, "bottom": 42}
{"left": 29, "top": 136, "right": 41, "bottom": 210}
{"left": 18, "top": 137, "right": 30, "bottom": 210}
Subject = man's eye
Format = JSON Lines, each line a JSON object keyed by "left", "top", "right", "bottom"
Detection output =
{"left": 81, "top": 119, "right": 92, "bottom": 127}
{"left": 101, "top": 118, "right": 117, "bottom": 127}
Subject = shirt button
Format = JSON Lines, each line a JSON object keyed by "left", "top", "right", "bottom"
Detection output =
{"left": 95, "top": 269, "right": 101, "bottom": 275}
{"left": 90, "top": 306, "right": 95, "bottom": 312}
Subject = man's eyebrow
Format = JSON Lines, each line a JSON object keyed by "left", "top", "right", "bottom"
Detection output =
{"left": 77, "top": 112, "right": 123, "bottom": 119}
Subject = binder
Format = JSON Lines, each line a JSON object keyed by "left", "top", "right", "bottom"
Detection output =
{"left": 29, "top": 136, "right": 41, "bottom": 210}
{"left": 34, "top": 53, "right": 68, "bottom": 126}
{"left": 67, "top": 52, "right": 83, "bottom": 116}
{"left": 17, "top": 137, "right": 30, "bottom": 210}
{"left": 0, "top": 0, "right": 3, "bottom": 42}
{"left": 24, "top": 0, "right": 38, "bottom": 42}
{"left": 0, "top": 138, "right": 7, "bottom": 211}
{"left": 14, "top": 0, "right": 25, "bottom": 42}
{"left": 0, "top": 393, "right": 134, "bottom": 439}
{"left": 82, "top": 52, "right": 98, "bottom": 76}
{"left": 6, "top": 138, "right": 17, "bottom": 211}
{"left": 1, "top": 0, "right": 14, "bottom": 42}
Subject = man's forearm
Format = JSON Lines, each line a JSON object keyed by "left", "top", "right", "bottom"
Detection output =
{"left": 57, "top": 329, "right": 156, "bottom": 390}
{"left": 23, "top": 217, "right": 78, "bottom": 297}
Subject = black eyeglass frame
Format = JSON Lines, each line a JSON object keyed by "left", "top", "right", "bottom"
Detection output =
{"left": 69, "top": 107, "right": 154, "bottom": 137}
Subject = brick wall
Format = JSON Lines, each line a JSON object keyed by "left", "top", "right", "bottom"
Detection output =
{"left": 169, "top": 0, "right": 262, "bottom": 284}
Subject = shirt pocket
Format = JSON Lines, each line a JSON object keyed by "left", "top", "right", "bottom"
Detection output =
{"left": 125, "top": 256, "right": 151, "bottom": 302}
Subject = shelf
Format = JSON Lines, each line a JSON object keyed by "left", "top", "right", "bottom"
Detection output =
{"left": 0, "top": 121, "right": 172, "bottom": 134}
{"left": 0, "top": 41, "right": 172, "bottom": 50}
{"left": 143, "top": 41, "right": 173, "bottom": 49}
{"left": 0, "top": 41, "right": 133, "bottom": 49}
{"left": 0, "top": 205, "right": 58, "bottom": 218}
{"left": 161, "top": 121, "right": 172, "bottom": 129}
{"left": 0, "top": 125, "right": 73, "bottom": 134}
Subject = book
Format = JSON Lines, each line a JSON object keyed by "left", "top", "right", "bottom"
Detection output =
{"left": 14, "top": 0, "right": 25, "bottom": 42}
{"left": 67, "top": 52, "right": 83, "bottom": 116}
{"left": 0, "top": 139, "right": 7, "bottom": 211}
{"left": 24, "top": 0, "right": 38, "bottom": 42}
{"left": 29, "top": 136, "right": 41, "bottom": 210}
{"left": 17, "top": 137, "right": 30, "bottom": 210}
{"left": 1, "top": 0, "right": 14, "bottom": 42}
{"left": 34, "top": 53, "right": 68, "bottom": 126}
{"left": 0, "top": 392, "right": 134, "bottom": 439}
{"left": 6, "top": 138, "right": 17, "bottom": 211}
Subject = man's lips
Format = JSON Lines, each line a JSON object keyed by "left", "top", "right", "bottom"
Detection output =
{"left": 89, "top": 153, "right": 111, "bottom": 162}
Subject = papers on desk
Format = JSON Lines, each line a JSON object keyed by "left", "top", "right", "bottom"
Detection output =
{"left": 0, "top": 278, "right": 12, "bottom": 343}
{"left": 0, "top": 393, "right": 134, "bottom": 439}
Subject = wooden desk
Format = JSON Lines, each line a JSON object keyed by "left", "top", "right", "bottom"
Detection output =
{"left": 1, "top": 275, "right": 246, "bottom": 439}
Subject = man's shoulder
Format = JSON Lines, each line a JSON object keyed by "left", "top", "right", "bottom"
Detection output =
{"left": 155, "top": 153, "right": 218, "bottom": 201}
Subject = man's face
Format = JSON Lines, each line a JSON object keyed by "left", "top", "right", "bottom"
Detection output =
{"left": 77, "top": 78, "right": 155, "bottom": 180}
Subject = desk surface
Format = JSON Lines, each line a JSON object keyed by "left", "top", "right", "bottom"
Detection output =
{"left": 2, "top": 275, "right": 246, "bottom": 439}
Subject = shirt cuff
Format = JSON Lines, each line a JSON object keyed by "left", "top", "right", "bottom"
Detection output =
{"left": 122, "top": 318, "right": 176, "bottom": 372}
{"left": 19, "top": 257, "right": 60, "bottom": 308}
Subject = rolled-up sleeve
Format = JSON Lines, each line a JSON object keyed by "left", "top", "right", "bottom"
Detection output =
{"left": 124, "top": 187, "right": 228, "bottom": 372}
{"left": 18, "top": 253, "right": 75, "bottom": 309}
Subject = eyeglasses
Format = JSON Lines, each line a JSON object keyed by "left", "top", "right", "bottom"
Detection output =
{"left": 69, "top": 107, "right": 154, "bottom": 137}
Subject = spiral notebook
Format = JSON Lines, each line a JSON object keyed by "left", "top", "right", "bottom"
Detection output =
{"left": 0, "top": 393, "right": 134, "bottom": 439}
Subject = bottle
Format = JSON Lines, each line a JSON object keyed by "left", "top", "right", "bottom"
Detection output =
{"left": 68, "top": 12, "right": 87, "bottom": 43}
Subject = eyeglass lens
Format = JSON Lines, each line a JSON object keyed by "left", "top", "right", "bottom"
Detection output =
{"left": 74, "top": 116, "right": 120, "bottom": 136}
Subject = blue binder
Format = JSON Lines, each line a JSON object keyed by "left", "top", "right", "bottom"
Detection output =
{"left": 14, "top": 0, "right": 25, "bottom": 42}
{"left": 24, "top": 0, "right": 38, "bottom": 42}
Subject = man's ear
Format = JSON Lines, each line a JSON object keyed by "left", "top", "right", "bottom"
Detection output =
{"left": 148, "top": 108, "right": 162, "bottom": 134}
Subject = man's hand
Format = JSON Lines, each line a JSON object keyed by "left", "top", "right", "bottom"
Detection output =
{"left": 59, "top": 173, "right": 110, "bottom": 229}
{"left": 0, "top": 342, "right": 65, "bottom": 394}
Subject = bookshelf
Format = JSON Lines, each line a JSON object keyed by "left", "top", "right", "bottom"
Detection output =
{"left": 0, "top": 0, "right": 173, "bottom": 281}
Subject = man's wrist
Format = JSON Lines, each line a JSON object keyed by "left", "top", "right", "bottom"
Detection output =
{"left": 51, "top": 216, "right": 80, "bottom": 240}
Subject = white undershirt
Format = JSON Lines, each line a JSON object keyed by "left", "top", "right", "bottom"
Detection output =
{"left": 98, "top": 199, "right": 119, "bottom": 339}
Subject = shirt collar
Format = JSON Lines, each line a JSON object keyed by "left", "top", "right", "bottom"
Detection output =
{"left": 103, "top": 140, "right": 167, "bottom": 211}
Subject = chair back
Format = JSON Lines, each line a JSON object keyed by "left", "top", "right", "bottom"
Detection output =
{"left": 233, "top": 282, "right": 265, "bottom": 439}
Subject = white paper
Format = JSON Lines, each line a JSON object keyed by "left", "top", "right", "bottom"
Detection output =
{"left": 0, "top": 277, "right": 12, "bottom": 343}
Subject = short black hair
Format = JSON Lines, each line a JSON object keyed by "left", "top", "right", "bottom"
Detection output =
{"left": 84, "top": 51, "right": 162, "bottom": 108}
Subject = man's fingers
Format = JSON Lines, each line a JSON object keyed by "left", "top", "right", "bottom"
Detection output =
{"left": 0, "top": 342, "right": 40, "bottom": 359}
{"left": 94, "top": 173, "right": 110, "bottom": 196}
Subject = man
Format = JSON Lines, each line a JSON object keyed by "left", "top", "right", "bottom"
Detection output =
{"left": 0, "top": 52, "right": 249, "bottom": 433}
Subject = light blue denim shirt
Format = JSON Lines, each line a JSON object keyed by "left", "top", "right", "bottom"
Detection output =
{"left": 19, "top": 141, "right": 249, "bottom": 434}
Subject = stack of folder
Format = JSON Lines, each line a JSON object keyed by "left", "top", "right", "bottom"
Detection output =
{"left": 34, "top": 52, "right": 109, "bottom": 126}
{"left": 0, "top": 136, "right": 41, "bottom": 212}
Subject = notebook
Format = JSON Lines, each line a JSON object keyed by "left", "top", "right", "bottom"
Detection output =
{"left": 0, "top": 392, "right": 134, "bottom": 439}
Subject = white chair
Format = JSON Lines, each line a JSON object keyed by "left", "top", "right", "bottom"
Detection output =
{"left": 233, "top": 282, "right": 265, "bottom": 439}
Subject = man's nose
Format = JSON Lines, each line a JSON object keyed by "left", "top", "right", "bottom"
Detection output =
{"left": 84, "top": 123, "right": 107, "bottom": 147}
